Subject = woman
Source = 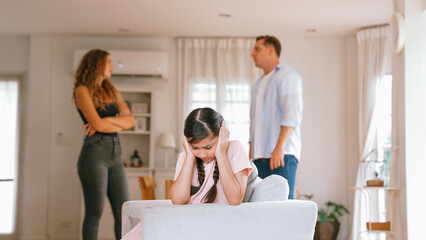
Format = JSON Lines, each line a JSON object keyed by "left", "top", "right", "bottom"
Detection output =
{"left": 73, "top": 49, "right": 135, "bottom": 240}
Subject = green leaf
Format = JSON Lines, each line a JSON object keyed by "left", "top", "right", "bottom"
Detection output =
{"left": 302, "top": 194, "right": 314, "bottom": 200}
{"left": 305, "top": 193, "right": 350, "bottom": 223}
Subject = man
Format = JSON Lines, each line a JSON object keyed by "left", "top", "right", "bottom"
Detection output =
{"left": 249, "top": 35, "right": 303, "bottom": 199}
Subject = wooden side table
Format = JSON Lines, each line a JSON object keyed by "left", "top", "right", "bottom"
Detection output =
{"left": 349, "top": 186, "right": 400, "bottom": 240}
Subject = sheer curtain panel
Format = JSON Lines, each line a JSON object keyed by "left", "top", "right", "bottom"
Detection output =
{"left": 177, "top": 38, "right": 261, "bottom": 151}
{"left": 352, "top": 26, "right": 391, "bottom": 240}
{"left": 0, "top": 78, "right": 19, "bottom": 234}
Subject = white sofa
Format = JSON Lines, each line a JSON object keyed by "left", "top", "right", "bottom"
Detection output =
{"left": 122, "top": 163, "right": 317, "bottom": 240}
{"left": 122, "top": 200, "right": 317, "bottom": 240}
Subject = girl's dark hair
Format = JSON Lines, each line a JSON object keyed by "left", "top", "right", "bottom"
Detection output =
{"left": 184, "top": 107, "right": 223, "bottom": 203}
{"left": 72, "top": 49, "right": 118, "bottom": 110}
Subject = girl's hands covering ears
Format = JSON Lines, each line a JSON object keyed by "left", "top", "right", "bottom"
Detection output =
{"left": 215, "top": 121, "right": 230, "bottom": 159}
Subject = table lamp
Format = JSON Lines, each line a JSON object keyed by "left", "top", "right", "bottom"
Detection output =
{"left": 156, "top": 132, "right": 176, "bottom": 167}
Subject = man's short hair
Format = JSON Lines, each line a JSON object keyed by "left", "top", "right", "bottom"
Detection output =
{"left": 256, "top": 35, "right": 281, "bottom": 58}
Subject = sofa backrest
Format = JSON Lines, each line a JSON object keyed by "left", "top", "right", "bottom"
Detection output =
{"left": 122, "top": 200, "right": 172, "bottom": 235}
{"left": 122, "top": 162, "right": 292, "bottom": 238}
{"left": 123, "top": 200, "right": 318, "bottom": 240}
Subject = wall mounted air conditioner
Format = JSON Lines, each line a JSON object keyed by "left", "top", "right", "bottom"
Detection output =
{"left": 73, "top": 50, "right": 168, "bottom": 79}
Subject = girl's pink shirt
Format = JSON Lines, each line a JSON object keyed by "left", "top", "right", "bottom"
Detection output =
{"left": 174, "top": 140, "right": 252, "bottom": 204}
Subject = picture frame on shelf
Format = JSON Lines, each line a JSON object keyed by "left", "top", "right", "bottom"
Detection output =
{"left": 131, "top": 102, "right": 148, "bottom": 113}
{"left": 134, "top": 117, "right": 148, "bottom": 131}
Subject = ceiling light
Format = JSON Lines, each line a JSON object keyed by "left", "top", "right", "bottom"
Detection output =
{"left": 219, "top": 13, "right": 232, "bottom": 18}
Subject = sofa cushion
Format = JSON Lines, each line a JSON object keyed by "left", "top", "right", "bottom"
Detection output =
{"left": 249, "top": 174, "right": 289, "bottom": 202}
{"left": 242, "top": 161, "right": 259, "bottom": 202}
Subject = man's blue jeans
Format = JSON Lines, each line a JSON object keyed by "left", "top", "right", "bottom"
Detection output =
{"left": 254, "top": 155, "right": 298, "bottom": 199}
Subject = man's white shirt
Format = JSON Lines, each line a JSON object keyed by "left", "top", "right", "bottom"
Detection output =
{"left": 253, "top": 71, "right": 273, "bottom": 159}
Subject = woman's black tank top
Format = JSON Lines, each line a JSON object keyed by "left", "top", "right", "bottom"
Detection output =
{"left": 77, "top": 102, "right": 119, "bottom": 137}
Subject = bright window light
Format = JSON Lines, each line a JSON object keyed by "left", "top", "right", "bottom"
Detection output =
{"left": 375, "top": 74, "right": 392, "bottom": 239}
{"left": 0, "top": 79, "right": 19, "bottom": 234}
{"left": 376, "top": 75, "right": 392, "bottom": 186}
{"left": 190, "top": 82, "right": 251, "bottom": 154}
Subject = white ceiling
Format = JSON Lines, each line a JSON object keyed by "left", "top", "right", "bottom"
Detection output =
{"left": 0, "top": 0, "right": 393, "bottom": 37}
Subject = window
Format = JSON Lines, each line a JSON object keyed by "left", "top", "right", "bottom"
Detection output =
{"left": 376, "top": 75, "right": 392, "bottom": 186}
{"left": 0, "top": 78, "right": 20, "bottom": 234}
{"left": 223, "top": 84, "right": 250, "bottom": 153}
{"left": 191, "top": 83, "right": 217, "bottom": 110}
{"left": 375, "top": 74, "right": 392, "bottom": 231}
{"left": 177, "top": 37, "right": 258, "bottom": 155}
{"left": 190, "top": 82, "right": 251, "bottom": 153}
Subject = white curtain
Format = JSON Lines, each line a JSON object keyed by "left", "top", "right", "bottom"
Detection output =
{"left": 0, "top": 78, "right": 19, "bottom": 234}
{"left": 176, "top": 37, "right": 261, "bottom": 149}
{"left": 352, "top": 26, "right": 391, "bottom": 240}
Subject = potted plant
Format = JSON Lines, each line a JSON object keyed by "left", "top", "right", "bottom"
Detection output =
{"left": 302, "top": 194, "right": 350, "bottom": 240}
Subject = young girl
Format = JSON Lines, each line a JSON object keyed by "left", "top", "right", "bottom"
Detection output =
{"left": 122, "top": 107, "right": 252, "bottom": 239}
{"left": 73, "top": 49, "right": 135, "bottom": 240}
{"left": 171, "top": 107, "right": 252, "bottom": 205}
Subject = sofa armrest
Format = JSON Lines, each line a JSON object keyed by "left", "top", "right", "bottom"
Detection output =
{"left": 138, "top": 200, "right": 317, "bottom": 240}
{"left": 249, "top": 175, "right": 289, "bottom": 202}
{"left": 122, "top": 200, "right": 172, "bottom": 236}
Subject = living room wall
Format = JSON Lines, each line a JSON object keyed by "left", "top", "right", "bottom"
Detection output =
{"left": 0, "top": 34, "right": 358, "bottom": 240}
{"left": 277, "top": 36, "right": 358, "bottom": 239}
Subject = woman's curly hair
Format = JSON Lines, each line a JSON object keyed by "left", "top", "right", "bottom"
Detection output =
{"left": 72, "top": 49, "right": 117, "bottom": 109}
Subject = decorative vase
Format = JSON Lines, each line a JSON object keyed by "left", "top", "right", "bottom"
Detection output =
{"left": 130, "top": 150, "right": 142, "bottom": 168}
{"left": 314, "top": 221, "right": 340, "bottom": 240}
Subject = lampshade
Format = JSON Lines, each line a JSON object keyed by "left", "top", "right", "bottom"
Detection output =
{"left": 156, "top": 132, "right": 176, "bottom": 149}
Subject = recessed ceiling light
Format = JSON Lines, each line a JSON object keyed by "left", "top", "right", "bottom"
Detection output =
{"left": 219, "top": 13, "right": 232, "bottom": 18}
{"left": 306, "top": 29, "right": 317, "bottom": 33}
{"left": 118, "top": 28, "right": 130, "bottom": 33}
